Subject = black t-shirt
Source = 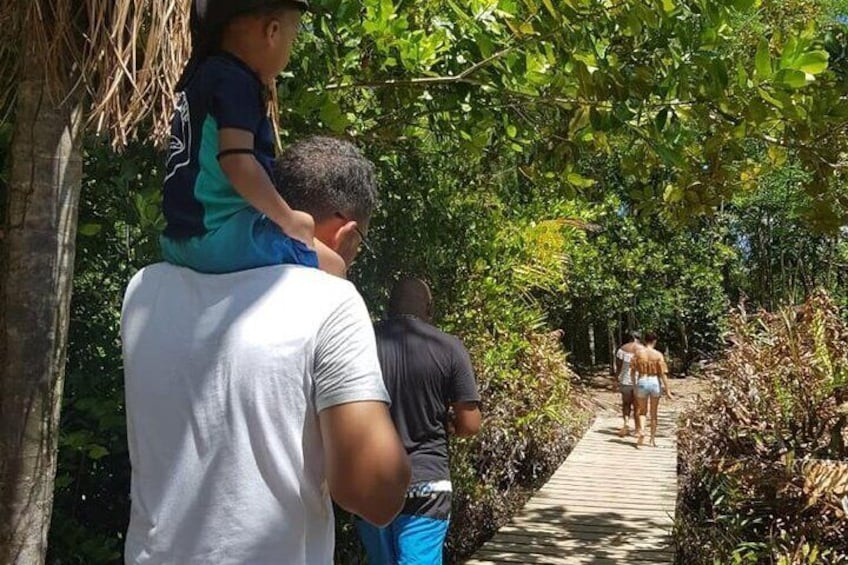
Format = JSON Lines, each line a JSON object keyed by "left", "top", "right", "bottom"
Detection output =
{"left": 375, "top": 316, "right": 480, "bottom": 483}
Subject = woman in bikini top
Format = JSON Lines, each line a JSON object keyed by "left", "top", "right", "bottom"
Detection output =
{"left": 630, "top": 333, "right": 672, "bottom": 447}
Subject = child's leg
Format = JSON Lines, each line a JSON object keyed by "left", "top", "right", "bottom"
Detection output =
{"left": 161, "top": 208, "right": 319, "bottom": 274}
{"left": 250, "top": 212, "right": 318, "bottom": 269}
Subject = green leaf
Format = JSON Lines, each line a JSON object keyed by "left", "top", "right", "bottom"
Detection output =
{"left": 767, "top": 145, "right": 787, "bottom": 167}
{"left": 542, "top": 0, "right": 558, "bottom": 18}
{"left": 758, "top": 87, "right": 784, "bottom": 109}
{"left": 655, "top": 144, "right": 686, "bottom": 168}
{"left": 732, "top": 0, "right": 758, "bottom": 10}
{"left": 795, "top": 50, "right": 829, "bottom": 75}
{"left": 778, "top": 36, "right": 801, "bottom": 69}
{"left": 775, "top": 68, "right": 809, "bottom": 89}
{"left": 78, "top": 223, "right": 102, "bottom": 237}
{"left": 319, "top": 100, "right": 350, "bottom": 133}
{"left": 568, "top": 106, "right": 591, "bottom": 136}
{"left": 755, "top": 38, "right": 772, "bottom": 79}
{"left": 655, "top": 108, "right": 670, "bottom": 132}
{"left": 566, "top": 172, "right": 596, "bottom": 188}
{"left": 663, "top": 184, "right": 684, "bottom": 203}
{"left": 88, "top": 445, "right": 109, "bottom": 460}
{"left": 736, "top": 64, "right": 748, "bottom": 88}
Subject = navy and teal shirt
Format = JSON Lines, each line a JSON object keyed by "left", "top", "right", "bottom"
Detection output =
{"left": 163, "top": 52, "right": 275, "bottom": 239}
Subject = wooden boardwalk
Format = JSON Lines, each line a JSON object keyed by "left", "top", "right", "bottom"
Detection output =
{"left": 467, "top": 410, "right": 679, "bottom": 565}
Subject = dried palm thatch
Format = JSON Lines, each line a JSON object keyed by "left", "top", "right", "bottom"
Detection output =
{"left": 0, "top": 0, "right": 192, "bottom": 148}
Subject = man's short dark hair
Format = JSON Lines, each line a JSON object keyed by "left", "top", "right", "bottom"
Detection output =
{"left": 644, "top": 332, "right": 658, "bottom": 343}
{"left": 273, "top": 136, "right": 378, "bottom": 222}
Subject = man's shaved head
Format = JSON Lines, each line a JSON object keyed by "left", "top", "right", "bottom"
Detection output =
{"left": 388, "top": 278, "right": 432, "bottom": 321}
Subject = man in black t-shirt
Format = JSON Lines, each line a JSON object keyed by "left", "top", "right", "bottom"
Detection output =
{"left": 356, "top": 278, "right": 481, "bottom": 564}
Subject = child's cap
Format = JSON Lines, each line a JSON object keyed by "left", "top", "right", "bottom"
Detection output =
{"left": 195, "top": 0, "right": 309, "bottom": 21}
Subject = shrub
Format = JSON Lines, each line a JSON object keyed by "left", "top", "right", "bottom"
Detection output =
{"left": 676, "top": 292, "right": 848, "bottom": 564}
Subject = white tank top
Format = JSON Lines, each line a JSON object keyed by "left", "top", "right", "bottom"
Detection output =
{"left": 616, "top": 348, "right": 638, "bottom": 385}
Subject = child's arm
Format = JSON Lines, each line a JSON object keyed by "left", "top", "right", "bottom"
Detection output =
{"left": 219, "top": 128, "right": 347, "bottom": 277}
{"left": 218, "top": 128, "right": 314, "bottom": 247}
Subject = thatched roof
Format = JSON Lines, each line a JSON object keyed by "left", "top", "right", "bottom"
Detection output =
{"left": 0, "top": 0, "right": 192, "bottom": 148}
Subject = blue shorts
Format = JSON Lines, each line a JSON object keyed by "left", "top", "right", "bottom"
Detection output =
{"left": 160, "top": 208, "right": 318, "bottom": 274}
{"left": 356, "top": 513, "right": 449, "bottom": 565}
{"left": 636, "top": 376, "right": 662, "bottom": 398}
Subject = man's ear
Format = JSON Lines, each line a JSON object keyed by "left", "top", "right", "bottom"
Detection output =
{"left": 266, "top": 19, "right": 280, "bottom": 42}
{"left": 330, "top": 219, "right": 358, "bottom": 250}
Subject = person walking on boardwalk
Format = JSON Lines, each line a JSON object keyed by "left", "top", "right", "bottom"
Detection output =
{"left": 122, "top": 137, "right": 411, "bottom": 564}
{"left": 615, "top": 332, "right": 644, "bottom": 437}
{"left": 356, "top": 278, "right": 482, "bottom": 565}
{"left": 631, "top": 332, "right": 673, "bottom": 447}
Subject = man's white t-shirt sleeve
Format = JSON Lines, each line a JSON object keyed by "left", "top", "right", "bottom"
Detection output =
{"left": 314, "top": 290, "right": 389, "bottom": 412}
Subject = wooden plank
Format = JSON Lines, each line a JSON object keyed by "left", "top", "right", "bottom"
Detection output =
{"left": 508, "top": 514, "right": 674, "bottom": 529}
{"left": 497, "top": 520, "right": 674, "bottom": 538}
{"left": 468, "top": 556, "right": 673, "bottom": 565}
{"left": 475, "top": 546, "right": 675, "bottom": 561}
{"left": 468, "top": 559, "right": 671, "bottom": 565}
{"left": 488, "top": 532, "right": 672, "bottom": 550}
{"left": 478, "top": 543, "right": 675, "bottom": 561}
{"left": 536, "top": 483, "right": 677, "bottom": 495}
{"left": 543, "top": 480, "right": 676, "bottom": 490}
{"left": 544, "top": 476, "right": 677, "bottom": 484}
{"left": 520, "top": 505, "right": 675, "bottom": 517}
{"left": 498, "top": 522, "right": 672, "bottom": 538}
{"left": 473, "top": 548, "right": 673, "bottom": 563}
{"left": 479, "top": 544, "right": 675, "bottom": 562}
{"left": 527, "top": 496, "right": 675, "bottom": 508}
{"left": 541, "top": 480, "right": 676, "bottom": 492}
{"left": 524, "top": 491, "right": 676, "bottom": 504}
{"left": 525, "top": 497, "right": 675, "bottom": 512}
{"left": 557, "top": 456, "right": 676, "bottom": 464}
{"left": 553, "top": 463, "right": 677, "bottom": 474}
{"left": 559, "top": 460, "right": 675, "bottom": 468}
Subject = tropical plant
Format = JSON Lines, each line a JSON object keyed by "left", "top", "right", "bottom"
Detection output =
{"left": 676, "top": 292, "right": 848, "bottom": 563}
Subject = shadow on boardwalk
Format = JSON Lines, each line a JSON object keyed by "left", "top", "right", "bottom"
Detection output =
{"left": 466, "top": 412, "right": 680, "bottom": 565}
{"left": 476, "top": 506, "right": 674, "bottom": 563}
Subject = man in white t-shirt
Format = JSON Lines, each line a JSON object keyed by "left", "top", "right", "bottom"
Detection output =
{"left": 121, "top": 136, "right": 411, "bottom": 564}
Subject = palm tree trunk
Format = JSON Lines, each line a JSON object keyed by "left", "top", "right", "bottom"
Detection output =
{"left": 0, "top": 39, "right": 83, "bottom": 563}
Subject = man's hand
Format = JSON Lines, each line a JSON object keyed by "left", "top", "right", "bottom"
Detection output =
{"left": 450, "top": 402, "right": 481, "bottom": 437}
